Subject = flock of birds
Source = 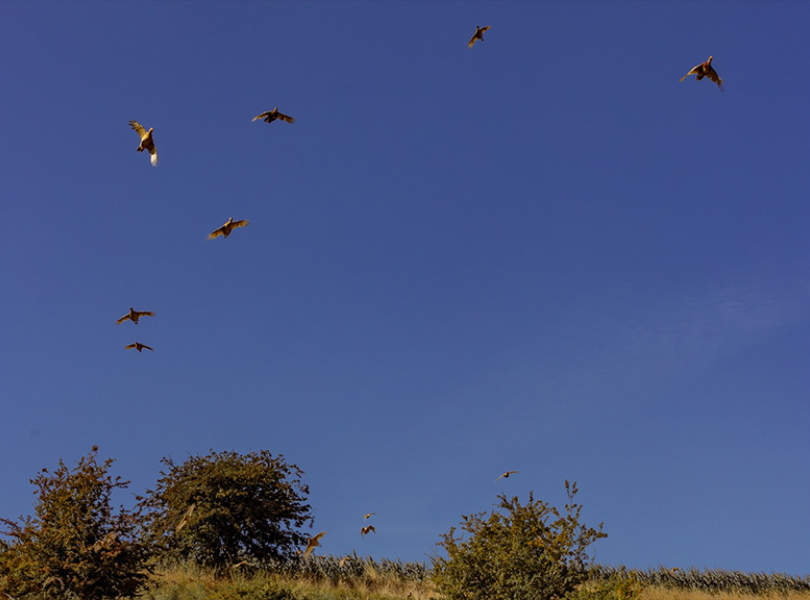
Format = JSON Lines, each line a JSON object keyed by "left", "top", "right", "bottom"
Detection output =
{"left": 123, "top": 24, "right": 723, "bottom": 557}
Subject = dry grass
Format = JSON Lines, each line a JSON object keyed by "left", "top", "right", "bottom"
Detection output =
{"left": 140, "top": 564, "right": 810, "bottom": 600}
{"left": 142, "top": 564, "right": 438, "bottom": 600}
{"left": 641, "top": 587, "right": 810, "bottom": 600}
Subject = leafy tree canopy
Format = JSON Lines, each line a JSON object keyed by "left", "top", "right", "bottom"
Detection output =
{"left": 0, "top": 446, "right": 149, "bottom": 600}
{"left": 139, "top": 449, "right": 313, "bottom": 571}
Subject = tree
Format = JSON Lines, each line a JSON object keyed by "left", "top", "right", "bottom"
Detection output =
{"left": 0, "top": 447, "right": 149, "bottom": 600}
{"left": 139, "top": 449, "right": 313, "bottom": 571}
{"left": 431, "top": 481, "right": 607, "bottom": 600}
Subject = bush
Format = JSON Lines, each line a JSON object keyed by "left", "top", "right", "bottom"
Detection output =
{"left": 139, "top": 449, "right": 313, "bottom": 572}
{"left": 431, "top": 481, "right": 607, "bottom": 600}
{"left": 0, "top": 447, "right": 150, "bottom": 600}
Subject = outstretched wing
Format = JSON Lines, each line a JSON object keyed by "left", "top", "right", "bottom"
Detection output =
{"left": 480, "top": 26, "right": 490, "bottom": 33}
{"left": 252, "top": 111, "right": 272, "bottom": 122}
{"left": 125, "top": 343, "right": 137, "bottom": 350}
{"left": 208, "top": 226, "right": 226, "bottom": 239}
{"left": 142, "top": 344, "right": 154, "bottom": 351}
{"left": 468, "top": 34, "right": 478, "bottom": 48}
{"left": 680, "top": 64, "right": 700, "bottom": 82}
{"left": 129, "top": 120, "right": 147, "bottom": 138}
{"left": 231, "top": 219, "right": 249, "bottom": 230}
{"left": 302, "top": 531, "right": 326, "bottom": 558}
{"left": 117, "top": 314, "right": 132, "bottom": 324}
{"left": 136, "top": 311, "right": 155, "bottom": 319}
{"left": 277, "top": 112, "right": 295, "bottom": 123}
{"left": 175, "top": 503, "right": 195, "bottom": 533}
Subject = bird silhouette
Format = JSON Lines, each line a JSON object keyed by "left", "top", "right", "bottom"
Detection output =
{"left": 208, "top": 217, "right": 249, "bottom": 240}
{"left": 128, "top": 120, "right": 158, "bottom": 166}
{"left": 117, "top": 307, "right": 154, "bottom": 325}
{"left": 361, "top": 525, "right": 376, "bottom": 536}
{"left": 680, "top": 56, "right": 723, "bottom": 88}
{"left": 363, "top": 512, "right": 375, "bottom": 520}
{"left": 252, "top": 107, "right": 295, "bottom": 125}
{"left": 497, "top": 470, "right": 519, "bottom": 480}
{"left": 468, "top": 25, "right": 490, "bottom": 48}
{"left": 125, "top": 342, "right": 153, "bottom": 352}
{"left": 301, "top": 531, "right": 326, "bottom": 558}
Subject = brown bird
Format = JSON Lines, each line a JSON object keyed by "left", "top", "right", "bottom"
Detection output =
{"left": 128, "top": 120, "right": 158, "bottom": 166}
{"left": 208, "top": 217, "right": 249, "bottom": 240}
{"left": 300, "top": 531, "right": 326, "bottom": 559}
{"left": 252, "top": 107, "right": 295, "bottom": 125}
{"left": 363, "top": 512, "right": 375, "bottom": 520}
{"left": 117, "top": 307, "right": 154, "bottom": 325}
{"left": 496, "top": 470, "right": 519, "bottom": 480}
{"left": 175, "top": 503, "right": 195, "bottom": 534}
{"left": 680, "top": 55, "right": 723, "bottom": 88}
{"left": 361, "top": 525, "right": 376, "bottom": 536}
{"left": 338, "top": 555, "right": 351, "bottom": 568}
{"left": 468, "top": 25, "right": 490, "bottom": 48}
{"left": 125, "top": 342, "right": 153, "bottom": 352}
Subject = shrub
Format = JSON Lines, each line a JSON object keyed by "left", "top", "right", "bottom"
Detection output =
{"left": 431, "top": 481, "right": 607, "bottom": 600}
{"left": 139, "top": 449, "right": 313, "bottom": 572}
{"left": 0, "top": 447, "right": 150, "bottom": 600}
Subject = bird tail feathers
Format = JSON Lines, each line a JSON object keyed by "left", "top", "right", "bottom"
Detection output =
{"left": 150, "top": 152, "right": 158, "bottom": 167}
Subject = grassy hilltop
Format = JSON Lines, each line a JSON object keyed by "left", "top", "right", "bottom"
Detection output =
{"left": 142, "top": 560, "right": 810, "bottom": 600}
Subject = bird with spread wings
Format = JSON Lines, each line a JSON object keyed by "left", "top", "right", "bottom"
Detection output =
{"left": 117, "top": 307, "right": 154, "bottom": 325}
{"left": 300, "top": 531, "right": 326, "bottom": 559}
{"left": 363, "top": 512, "right": 375, "bottom": 520}
{"left": 468, "top": 25, "right": 490, "bottom": 48}
{"left": 680, "top": 56, "right": 723, "bottom": 89}
{"left": 128, "top": 120, "right": 158, "bottom": 166}
{"left": 125, "top": 342, "right": 153, "bottom": 352}
{"left": 361, "top": 525, "right": 376, "bottom": 536}
{"left": 497, "top": 470, "right": 519, "bottom": 480}
{"left": 252, "top": 107, "right": 295, "bottom": 125}
{"left": 208, "top": 217, "right": 249, "bottom": 240}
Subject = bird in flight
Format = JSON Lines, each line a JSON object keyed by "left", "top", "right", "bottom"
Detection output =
{"left": 128, "top": 120, "right": 158, "bottom": 166}
{"left": 363, "top": 512, "right": 375, "bottom": 520}
{"left": 125, "top": 342, "right": 153, "bottom": 352}
{"left": 468, "top": 25, "right": 490, "bottom": 48}
{"left": 117, "top": 307, "right": 154, "bottom": 325}
{"left": 252, "top": 107, "right": 295, "bottom": 125}
{"left": 208, "top": 217, "right": 249, "bottom": 240}
{"left": 300, "top": 531, "right": 326, "bottom": 559}
{"left": 175, "top": 503, "right": 195, "bottom": 534}
{"left": 680, "top": 56, "right": 723, "bottom": 88}
{"left": 496, "top": 470, "right": 519, "bottom": 480}
{"left": 361, "top": 525, "right": 376, "bottom": 536}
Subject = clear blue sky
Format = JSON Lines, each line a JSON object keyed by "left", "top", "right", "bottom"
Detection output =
{"left": 1, "top": 1, "right": 808, "bottom": 574}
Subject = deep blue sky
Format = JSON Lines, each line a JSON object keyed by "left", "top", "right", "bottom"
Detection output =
{"left": 1, "top": 1, "right": 809, "bottom": 573}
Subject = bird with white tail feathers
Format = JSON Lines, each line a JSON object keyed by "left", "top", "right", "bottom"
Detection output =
{"left": 129, "top": 120, "right": 158, "bottom": 166}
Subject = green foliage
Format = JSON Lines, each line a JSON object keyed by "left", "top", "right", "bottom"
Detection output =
{"left": 139, "top": 449, "right": 313, "bottom": 572}
{"left": 567, "top": 570, "right": 644, "bottom": 600}
{"left": 431, "top": 481, "right": 607, "bottom": 600}
{"left": 0, "top": 447, "right": 150, "bottom": 600}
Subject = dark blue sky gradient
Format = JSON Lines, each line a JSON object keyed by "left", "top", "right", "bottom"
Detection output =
{"left": 1, "top": 2, "right": 808, "bottom": 572}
